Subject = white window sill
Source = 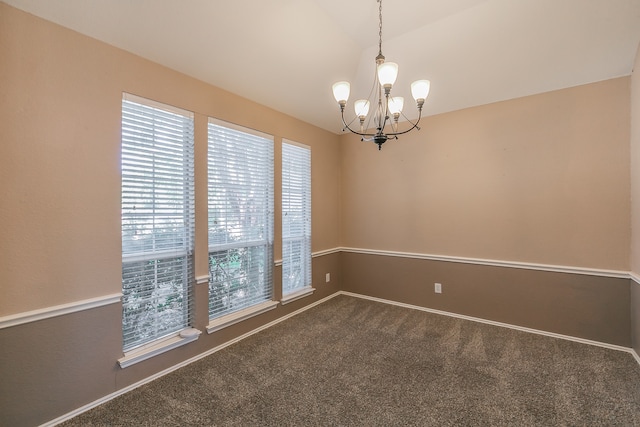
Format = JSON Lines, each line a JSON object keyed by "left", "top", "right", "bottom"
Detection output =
{"left": 281, "top": 287, "right": 315, "bottom": 305}
{"left": 207, "top": 300, "right": 279, "bottom": 334}
{"left": 118, "top": 327, "right": 202, "bottom": 369}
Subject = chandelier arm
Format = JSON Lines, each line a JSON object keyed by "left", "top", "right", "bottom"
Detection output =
{"left": 339, "top": 106, "right": 422, "bottom": 139}
{"left": 384, "top": 111, "right": 423, "bottom": 137}
{"left": 343, "top": 109, "right": 363, "bottom": 130}
{"left": 340, "top": 108, "right": 377, "bottom": 138}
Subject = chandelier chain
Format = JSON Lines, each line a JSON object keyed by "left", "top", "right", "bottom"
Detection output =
{"left": 378, "top": 0, "right": 383, "bottom": 56}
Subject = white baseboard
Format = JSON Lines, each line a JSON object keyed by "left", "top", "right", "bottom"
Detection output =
{"left": 340, "top": 291, "right": 635, "bottom": 355}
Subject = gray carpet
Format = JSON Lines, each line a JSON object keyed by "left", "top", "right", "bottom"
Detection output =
{"left": 60, "top": 295, "right": 640, "bottom": 426}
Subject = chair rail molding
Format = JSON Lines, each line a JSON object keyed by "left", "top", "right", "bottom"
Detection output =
{"left": 0, "top": 293, "right": 123, "bottom": 330}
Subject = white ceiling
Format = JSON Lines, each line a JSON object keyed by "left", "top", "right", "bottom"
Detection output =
{"left": 4, "top": 0, "right": 640, "bottom": 133}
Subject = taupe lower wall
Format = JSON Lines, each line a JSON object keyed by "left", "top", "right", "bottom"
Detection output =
{"left": 0, "top": 304, "right": 122, "bottom": 427}
{"left": 341, "top": 252, "right": 631, "bottom": 347}
{"left": 632, "top": 280, "right": 640, "bottom": 351}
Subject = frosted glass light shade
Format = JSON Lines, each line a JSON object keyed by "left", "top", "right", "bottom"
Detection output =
{"left": 354, "top": 99, "right": 370, "bottom": 118}
{"left": 411, "top": 80, "right": 431, "bottom": 101}
{"left": 377, "top": 62, "right": 398, "bottom": 87}
{"left": 388, "top": 97, "right": 404, "bottom": 115}
{"left": 332, "top": 81, "right": 351, "bottom": 103}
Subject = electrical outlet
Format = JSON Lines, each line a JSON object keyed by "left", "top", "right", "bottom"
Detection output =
{"left": 434, "top": 283, "right": 442, "bottom": 293}
{"left": 326, "top": 273, "right": 331, "bottom": 283}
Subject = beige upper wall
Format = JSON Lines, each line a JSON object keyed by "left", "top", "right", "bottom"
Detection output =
{"left": 631, "top": 42, "right": 640, "bottom": 276}
{"left": 341, "top": 77, "right": 631, "bottom": 271}
{"left": 0, "top": 3, "right": 341, "bottom": 316}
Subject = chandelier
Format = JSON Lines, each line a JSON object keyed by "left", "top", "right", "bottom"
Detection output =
{"left": 332, "top": 0, "right": 431, "bottom": 150}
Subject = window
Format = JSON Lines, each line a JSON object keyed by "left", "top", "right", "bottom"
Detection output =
{"left": 121, "top": 94, "right": 195, "bottom": 353}
{"left": 207, "top": 118, "right": 274, "bottom": 322}
{"left": 282, "top": 141, "right": 312, "bottom": 301}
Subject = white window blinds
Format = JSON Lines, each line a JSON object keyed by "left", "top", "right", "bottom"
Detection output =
{"left": 282, "top": 141, "right": 312, "bottom": 295}
{"left": 121, "top": 94, "right": 195, "bottom": 352}
{"left": 207, "top": 118, "right": 274, "bottom": 319}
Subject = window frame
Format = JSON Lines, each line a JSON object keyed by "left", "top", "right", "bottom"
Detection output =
{"left": 206, "top": 118, "right": 277, "bottom": 331}
{"left": 281, "top": 139, "right": 314, "bottom": 304}
{"left": 118, "top": 93, "right": 200, "bottom": 367}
